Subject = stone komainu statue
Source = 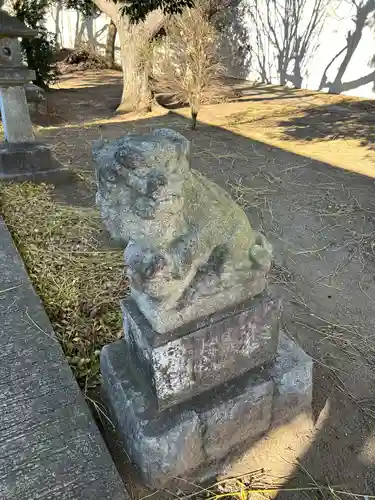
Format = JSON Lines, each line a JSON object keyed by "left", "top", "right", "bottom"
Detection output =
{"left": 93, "top": 129, "right": 272, "bottom": 334}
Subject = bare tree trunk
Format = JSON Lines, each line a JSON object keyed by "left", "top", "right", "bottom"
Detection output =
{"left": 116, "top": 18, "right": 152, "bottom": 113}
{"left": 55, "top": 0, "right": 63, "bottom": 47}
{"left": 191, "top": 110, "right": 198, "bottom": 130}
{"left": 92, "top": 0, "right": 163, "bottom": 113}
{"left": 74, "top": 12, "right": 84, "bottom": 48}
{"left": 117, "top": 11, "right": 164, "bottom": 113}
{"left": 105, "top": 20, "right": 117, "bottom": 68}
{"left": 86, "top": 18, "right": 96, "bottom": 51}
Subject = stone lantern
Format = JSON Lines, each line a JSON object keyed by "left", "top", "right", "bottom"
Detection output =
{"left": 0, "top": 4, "right": 64, "bottom": 180}
{"left": 0, "top": 9, "right": 36, "bottom": 143}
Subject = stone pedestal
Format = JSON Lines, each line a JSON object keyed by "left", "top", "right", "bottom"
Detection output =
{"left": 101, "top": 297, "right": 312, "bottom": 488}
{"left": 0, "top": 142, "right": 68, "bottom": 181}
{"left": 122, "top": 294, "right": 281, "bottom": 409}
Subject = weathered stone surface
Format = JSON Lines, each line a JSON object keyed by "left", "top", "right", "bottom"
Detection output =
{"left": 0, "top": 217, "right": 129, "bottom": 500}
{"left": 0, "top": 67, "right": 35, "bottom": 86}
{"left": 101, "top": 331, "right": 312, "bottom": 488}
{"left": 0, "top": 35, "right": 35, "bottom": 143}
{"left": 0, "top": 38, "right": 35, "bottom": 86}
{"left": 0, "top": 142, "right": 67, "bottom": 180}
{"left": 199, "top": 373, "right": 274, "bottom": 460}
{"left": 93, "top": 129, "right": 272, "bottom": 333}
{"left": 0, "top": 11, "right": 37, "bottom": 38}
{"left": 101, "top": 340, "right": 273, "bottom": 487}
{"left": 0, "top": 85, "right": 35, "bottom": 142}
{"left": 101, "top": 342, "right": 204, "bottom": 486}
{"left": 270, "top": 333, "right": 313, "bottom": 425}
{"left": 122, "top": 293, "right": 281, "bottom": 409}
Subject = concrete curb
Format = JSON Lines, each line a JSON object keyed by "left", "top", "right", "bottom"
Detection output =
{"left": 0, "top": 216, "right": 130, "bottom": 500}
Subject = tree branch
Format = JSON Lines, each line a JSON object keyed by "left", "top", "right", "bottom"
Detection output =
{"left": 318, "top": 44, "right": 348, "bottom": 89}
{"left": 91, "top": 0, "right": 118, "bottom": 20}
{"left": 142, "top": 9, "right": 165, "bottom": 37}
{"left": 339, "top": 70, "right": 375, "bottom": 91}
{"left": 205, "top": 0, "right": 241, "bottom": 19}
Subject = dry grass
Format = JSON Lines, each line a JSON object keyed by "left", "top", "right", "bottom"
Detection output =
{"left": 184, "top": 91, "right": 375, "bottom": 179}
{"left": 0, "top": 182, "right": 128, "bottom": 388}
{"left": 57, "top": 47, "right": 113, "bottom": 75}
{"left": 136, "top": 469, "right": 375, "bottom": 499}
{"left": 227, "top": 164, "right": 375, "bottom": 429}
{"left": 227, "top": 178, "right": 277, "bottom": 212}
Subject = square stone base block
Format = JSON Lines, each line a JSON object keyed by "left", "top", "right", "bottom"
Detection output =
{"left": 0, "top": 142, "right": 68, "bottom": 181}
{"left": 101, "top": 333, "right": 312, "bottom": 488}
{"left": 122, "top": 293, "right": 282, "bottom": 410}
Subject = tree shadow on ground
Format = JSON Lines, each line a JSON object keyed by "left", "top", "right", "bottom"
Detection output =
{"left": 156, "top": 81, "right": 317, "bottom": 112}
{"left": 225, "top": 80, "right": 317, "bottom": 102}
{"left": 33, "top": 73, "right": 123, "bottom": 126}
{"left": 277, "top": 99, "right": 375, "bottom": 151}
{"left": 38, "top": 111, "right": 375, "bottom": 498}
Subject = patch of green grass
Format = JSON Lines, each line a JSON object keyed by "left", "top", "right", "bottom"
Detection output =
{"left": 0, "top": 182, "right": 128, "bottom": 388}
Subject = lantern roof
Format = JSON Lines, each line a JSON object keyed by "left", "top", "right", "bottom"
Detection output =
{"left": 0, "top": 11, "right": 37, "bottom": 38}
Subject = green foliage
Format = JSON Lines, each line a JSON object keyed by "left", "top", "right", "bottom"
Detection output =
{"left": 11, "top": 0, "right": 58, "bottom": 89}
{"left": 21, "top": 33, "right": 58, "bottom": 89}
{"left": 64, "top": 0, "right": 98, "bottom": 17}
{"left": 120, "top": 0, "right": 195, "bottom": 22}
{"left": 63, "top": 0, "right": 195, "bottom": 22}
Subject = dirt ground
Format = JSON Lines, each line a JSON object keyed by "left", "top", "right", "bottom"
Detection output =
{"left": 31, "top": 71, "right": 375, "bottom": 498}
